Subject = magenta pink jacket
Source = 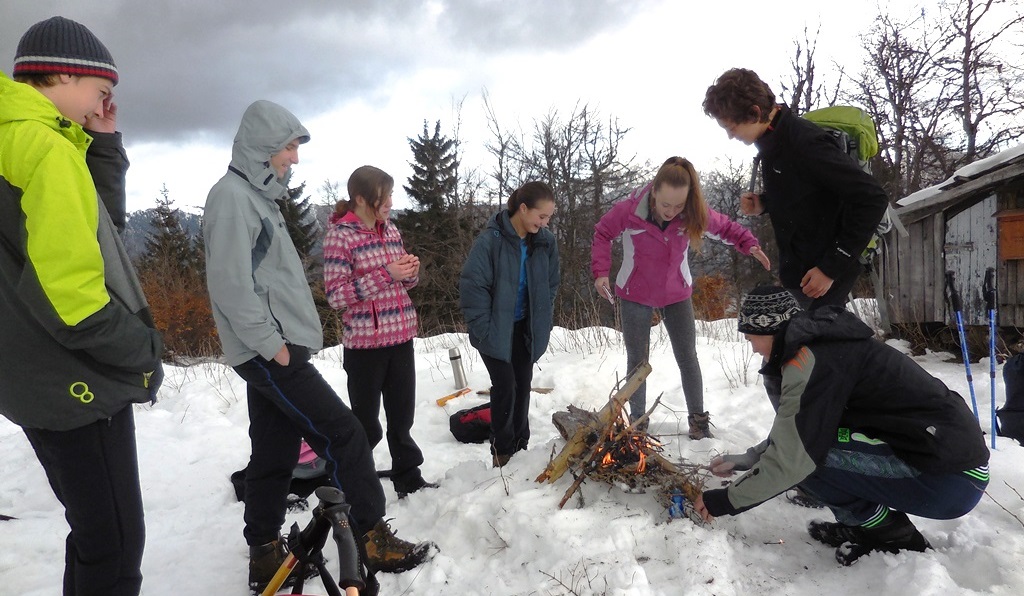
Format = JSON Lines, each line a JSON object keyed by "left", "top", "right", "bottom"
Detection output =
{"left": 591, "top": 182, "right": 760, "bottom": 308}
{"left": 323, "top": 211, "right": 418, "bottom": 349}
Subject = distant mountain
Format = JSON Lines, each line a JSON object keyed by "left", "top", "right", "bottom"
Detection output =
{"left": 122, "top": 208, "right": 204, "bottom": 260}
{"left": 122, "top": 203, "right": 338, "bottom": 260}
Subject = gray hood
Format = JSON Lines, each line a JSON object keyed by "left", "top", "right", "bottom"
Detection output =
{"left": 229, "top": 100, "right": 310, "bottom": 201}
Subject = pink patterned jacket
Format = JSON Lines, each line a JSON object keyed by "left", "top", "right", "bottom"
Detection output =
{"left": 323, "top": 211, "right": 418, "bottom": 349}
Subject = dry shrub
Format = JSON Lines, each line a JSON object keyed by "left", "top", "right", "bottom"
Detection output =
{"left": 691, "top": 274, "right": 736, "bottom": 321}
{"left": 139, "top": 265, "right": 218, "bottom": 360}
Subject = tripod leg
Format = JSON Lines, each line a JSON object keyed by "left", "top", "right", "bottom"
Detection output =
{"left": 260, "top": 552, "right": 298, "bottom": 596}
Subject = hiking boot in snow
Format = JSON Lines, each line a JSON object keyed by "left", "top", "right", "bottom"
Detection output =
{"left": 362, "top": 519, "right": 436, "bottom": 573}
{"left": 687, "top": 412, "right": 714, "bottom": 440}
{"left": 835, "top": 510, "right": 930, "bottom": 566}
{"left": 808, "top": 520, "right": 867, "bottom": 547}
{"left": 810, "top": 510, "right": 931, "bottom": 566}
{"left": 248, "top": 536, "right": 319, "bottom": 594}
{"left": 394, "top": 476, "right": 440, "bottom": 499}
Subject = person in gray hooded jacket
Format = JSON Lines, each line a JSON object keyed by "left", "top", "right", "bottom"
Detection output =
{"left": 203, "top": 100, "right": 434, "bottom": 593}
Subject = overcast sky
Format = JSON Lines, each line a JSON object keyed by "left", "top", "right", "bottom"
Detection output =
{"left": 2, "top": 0, "right": 926, "bottom": 212}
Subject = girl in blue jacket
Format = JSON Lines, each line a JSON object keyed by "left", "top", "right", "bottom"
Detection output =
{"left": 459, "top": 181, "right": 560, "bottom": 467}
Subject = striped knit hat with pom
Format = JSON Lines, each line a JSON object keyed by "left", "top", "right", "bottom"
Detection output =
{"left": 14, "top": 17, "right": 118, "bottom": 85}
{"left": 738, "top": 285, "right": 802, "bottom": 335}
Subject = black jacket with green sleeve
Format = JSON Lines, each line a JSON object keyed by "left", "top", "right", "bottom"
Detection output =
{"left": 0, "top": 73, "right": 163, "bottom": 431}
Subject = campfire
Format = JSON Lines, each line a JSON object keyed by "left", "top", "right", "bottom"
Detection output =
{"left": 536, "top": 363, "right": 704, "bottom": 520}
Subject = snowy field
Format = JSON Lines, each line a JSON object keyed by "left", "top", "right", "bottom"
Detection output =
{"left": 2, "top": 303, "right": 1023, "bottom": 595}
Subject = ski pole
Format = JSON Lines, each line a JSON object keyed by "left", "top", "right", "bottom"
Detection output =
{"left": 984, "top": 267, "right": 997, "bottom": 448}
{"left": 945, "top": 271, "right": 979, "bottom": 419}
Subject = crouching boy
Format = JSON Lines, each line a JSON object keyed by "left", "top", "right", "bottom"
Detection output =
{"left": 695, "top": 286, "right": 989, "bottom": 565}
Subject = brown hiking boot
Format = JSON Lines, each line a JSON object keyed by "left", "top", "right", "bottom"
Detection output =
{"left": 248, "top": 536, "right": 317, "bottom": 594}
{"left": 362, "top": 519, "right": 436, "bottom": 573}
{"left": 687, "top": 412, "right": 714, "bottom": 440}
{"left": 492, "top": 453, "right": 512, "bottom": 468}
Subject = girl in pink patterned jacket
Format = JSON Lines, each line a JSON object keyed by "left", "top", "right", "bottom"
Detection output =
{"left": 323, "top": 165, "right": 437, "bottom": 498}
{"left": 591, "top": 157, "right": 770, "bottom": 439}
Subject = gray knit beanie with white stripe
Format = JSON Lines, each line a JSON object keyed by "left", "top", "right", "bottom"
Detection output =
{"left": 14, "top": 16, "right": 118, "bottom": 85}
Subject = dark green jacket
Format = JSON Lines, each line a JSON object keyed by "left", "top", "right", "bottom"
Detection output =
{"left": 0, "top": 73, "right": 163, "bottom": 431}
{"left": 459, "top": 210, "right": 560, "bottom": 363}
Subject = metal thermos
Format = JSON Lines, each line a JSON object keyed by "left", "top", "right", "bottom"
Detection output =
{"left": 449, "top": 347, "right": 468, "bottom": 390}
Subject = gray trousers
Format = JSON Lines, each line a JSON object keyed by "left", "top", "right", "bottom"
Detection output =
{"left": 620, "top": 298, "right": 704, "bottom": 420}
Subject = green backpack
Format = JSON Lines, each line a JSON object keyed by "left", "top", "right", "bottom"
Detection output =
{"left": 803, "top": 105, "right": 880, "bottom": 171}
{"left": 802, "top": 105, "right": 904, "bottom": 265}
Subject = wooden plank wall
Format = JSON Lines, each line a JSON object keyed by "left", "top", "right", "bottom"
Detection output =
{"left": 945, "top": 196, "right": 998, "bottom": 325}
{"left": 999, "top": 183, "right": 1024, "bottom": 327}
{"left": 883, "top": 212, "right": 947, "bottom": 325}
{"left": 884, "top": 178, "right": 1024, "bottom": 329}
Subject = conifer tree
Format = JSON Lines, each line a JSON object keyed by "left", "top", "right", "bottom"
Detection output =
{"left": 404, "top": 121, "right": 459, "bottom": 211}
{"left": 277, "top": 182, "right": 320, "bottom": 267}
{"left": 396, "top": 120, "right": 472, "bottom": 334}
{"left": 142, "top": 184, "right": 201, "bottom": 274}
{"left": 136, "top": 185, "right": 216, "bottom": 359}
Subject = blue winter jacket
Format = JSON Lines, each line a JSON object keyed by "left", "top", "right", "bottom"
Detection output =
{"left": 459, "top": 210, "right": 560, "bottom": 363}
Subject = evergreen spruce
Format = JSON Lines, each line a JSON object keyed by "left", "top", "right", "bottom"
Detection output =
{"left": 278, "top": 182, "right": 320, "bottom": 267}
{"left": 141, "top": 184, "right": 201, "bottom": 274}
{"left": 396, "top": 120, "right": 474, "bottom": 334}
{"left": 404, "top": 121, "right": 459, "bottom": 212}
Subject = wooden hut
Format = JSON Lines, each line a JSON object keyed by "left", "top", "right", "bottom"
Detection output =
{"left": 880, "top": 145, "right": 1024, "bottom": 328}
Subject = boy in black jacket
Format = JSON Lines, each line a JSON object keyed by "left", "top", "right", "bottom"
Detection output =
{"left": 694, "top": 286, "right": 989, "bottom": 565}
{"left": 702, "top": 68, "right": 889, "bottom": 309}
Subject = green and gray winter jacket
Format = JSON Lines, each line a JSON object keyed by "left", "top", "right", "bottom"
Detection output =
{"left": 703, "top": 307, "right": 989, "bottom": 517}
{"left": 0, "top": 72, "right": 163, "bottom": 431}
{"left": 203, "top": 100, "right": 321, "bottom": 366}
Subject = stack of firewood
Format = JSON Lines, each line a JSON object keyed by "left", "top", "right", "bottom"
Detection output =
{"left": 535, "top": 363, "right": 704, "bottom": 518}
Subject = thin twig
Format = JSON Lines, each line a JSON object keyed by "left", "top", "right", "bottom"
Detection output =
{"left": 986, "top": 489, "right": 1024, "bottom": 529}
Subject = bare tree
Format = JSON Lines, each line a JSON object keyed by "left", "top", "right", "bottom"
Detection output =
{"left": 937, "top": 0, "right": 1024, "bottom": 161}
{"left": 696, "top": 161, "right": 777, "bottom": 293}
{"left": 847, "top": 11, "right": 956, "bottom": 198}
{"left": 778, "top": 25, "right": 843, "bottom": 114}
{"left": 483, "top": 100, "right": 646, "bottom": 328}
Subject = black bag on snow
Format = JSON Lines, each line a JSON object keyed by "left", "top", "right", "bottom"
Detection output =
{"left": 998, "top": 353, "right": 1024, "bottom": 442}
{"left": 450, "top": 402, "right": 492, "bottom": 444}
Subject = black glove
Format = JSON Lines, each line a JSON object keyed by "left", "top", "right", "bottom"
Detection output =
{"left": 145, "top": 363, "right": 165, "bottom": 404}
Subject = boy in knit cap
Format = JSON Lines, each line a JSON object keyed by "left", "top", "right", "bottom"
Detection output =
{"left": 694, "top": 286, "right": 989, "bottom": 565}
{"left": 0, "top": 16, "right": 163, "bottom": 596}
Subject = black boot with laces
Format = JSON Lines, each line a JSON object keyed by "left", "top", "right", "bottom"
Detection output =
{"left": 809, "top": 510, "right": 930, "bottom": 566}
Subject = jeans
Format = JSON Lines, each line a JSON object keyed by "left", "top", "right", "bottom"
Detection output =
{"left": 620, "top": 298, "right": 704, "bottom": 419}
{"left": 800, "top": 433, "right": 988, "bottom": 525}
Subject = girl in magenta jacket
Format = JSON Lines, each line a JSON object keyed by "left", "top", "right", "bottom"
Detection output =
{"left": 324, "top": 165, "right": 437, "bottom": 498}
{"left": 591, "top": 157, "right": 770, "bottom": 438}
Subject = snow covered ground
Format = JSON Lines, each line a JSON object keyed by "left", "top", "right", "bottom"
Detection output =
{"left": 2, "top": 306, "right": 1023, "bottom": 595}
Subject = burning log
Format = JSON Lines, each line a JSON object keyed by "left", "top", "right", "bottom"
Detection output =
{"left": 536, "top": 363, "right": 704, "bottom": 515}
